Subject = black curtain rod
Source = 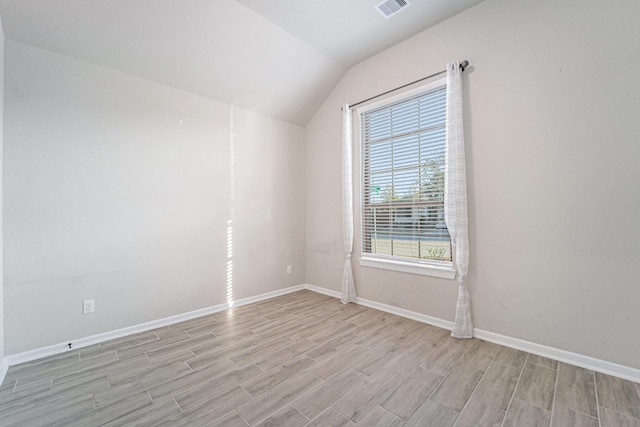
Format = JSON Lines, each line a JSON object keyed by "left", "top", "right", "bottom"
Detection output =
{"left": 345, "top": 60, "right": 469, "bottom": 110}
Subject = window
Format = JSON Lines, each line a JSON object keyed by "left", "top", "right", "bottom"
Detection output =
{"left": 360, "top": 80, "right": 454, "bottom": 278}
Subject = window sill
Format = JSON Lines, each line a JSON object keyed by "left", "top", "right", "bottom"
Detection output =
{"left": 359, "top": 256, "right": 456, "bottom": 280}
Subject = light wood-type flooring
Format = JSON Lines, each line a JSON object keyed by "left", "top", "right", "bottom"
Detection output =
{"left": 1, "top": 290, "right": 639, "bottom": 426}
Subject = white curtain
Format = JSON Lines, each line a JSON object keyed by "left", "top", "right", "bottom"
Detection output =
{"left": 341, "top": 104, "right": 357, "bottom": 304}
{"left": 445, "top": 61, "right": 473, "bottom": 338}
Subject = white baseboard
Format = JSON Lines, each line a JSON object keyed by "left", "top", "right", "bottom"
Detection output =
{"left": 0, "top": 359, "right": 8, "bottom": 386}
{"left": 304, "top": 283, "right": 640, "bottom": 383}
{"left": 5, "top": 284, "right": 306, "bottom": 367}
{"left": 473, "top": 329, "right": 640, "bottom": 384}
{"left": 303, "top": 284, "right": 341, "bottom": 299}
{"left": 305, "top": 284, "right": 456, "bottom": 330}
{"left": 5, "top": 282, "right": 640, "bottom": 384}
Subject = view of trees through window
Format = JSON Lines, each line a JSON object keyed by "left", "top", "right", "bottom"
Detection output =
{"left": 362, "top": 84, "right": 452, "bottom": 263}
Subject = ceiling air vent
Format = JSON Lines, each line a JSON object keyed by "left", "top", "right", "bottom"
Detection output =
{"left": 375, "top": 0, "right": 411, "bottom": 19}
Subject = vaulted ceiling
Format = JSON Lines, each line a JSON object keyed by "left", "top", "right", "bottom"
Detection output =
{"left": 0, "top": 0, "right": 484, "bottom": 125}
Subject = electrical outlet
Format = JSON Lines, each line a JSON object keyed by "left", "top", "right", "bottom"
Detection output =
{"left": 83, "top": 299, "right": 95, "bottom": 314}
{"left": 286, "top": 265, "right": 292, "bottom": 274}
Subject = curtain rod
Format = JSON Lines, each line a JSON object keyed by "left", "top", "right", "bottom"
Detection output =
{"left": 344, "top": 60, "right": 469, "bottom": 110}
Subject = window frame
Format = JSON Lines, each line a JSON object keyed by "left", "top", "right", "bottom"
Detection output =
{"left": 357, "top": 77, "right": 456, "bottom": 280}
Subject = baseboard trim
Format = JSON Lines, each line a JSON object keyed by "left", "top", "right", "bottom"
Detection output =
{"left": 305, "top": 284, "right": 455, "bottom": 331}
{"left": 5, "top": 283, "right": 639, "bottom": 384}
{"left": 0, "top": 359, "right": 8, "bottom": 386}
{"left": 304, "top": 284, "right": 640, "bottom": 383}
{"left": 472, "top": 329, "right": 640, "bottom": 384}
{"left": 5, "top": 284, "right": 306, "bottom": 367}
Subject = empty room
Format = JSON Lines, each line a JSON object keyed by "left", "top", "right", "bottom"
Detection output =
{"left": 0, "top": 0, "right": 638, "bottom": 426}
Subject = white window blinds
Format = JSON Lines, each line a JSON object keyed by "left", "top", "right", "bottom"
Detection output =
{"left": 361, "top": 84, "right": 452, "bottom": 265}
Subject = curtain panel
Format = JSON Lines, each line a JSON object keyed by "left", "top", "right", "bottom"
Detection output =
{"left": 445, "top": 61, "right": 474, "bottom": 338}
{"left": 341, "top": 104, "right": 357, "bottom": 304}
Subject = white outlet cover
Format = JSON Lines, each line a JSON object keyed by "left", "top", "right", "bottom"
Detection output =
{"left": 83, "top": 299, "right": 95, "bottom": 314}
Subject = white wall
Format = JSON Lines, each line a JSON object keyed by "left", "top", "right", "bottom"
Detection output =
{"left": 4, "top": 41, "right": 305, "bottom": 355}
{"left": 0, "top": 17, "right": 5, "bottom": 362}
{"left": 305, "top": 0, "right": 640, "bottom": 369}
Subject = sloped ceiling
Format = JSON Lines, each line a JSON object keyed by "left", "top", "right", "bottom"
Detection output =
{"left": 235, "top": 0, "right": 484, "bottom": 67}
{"left": 0, "top": 0, "right": 484, "bottom": 125}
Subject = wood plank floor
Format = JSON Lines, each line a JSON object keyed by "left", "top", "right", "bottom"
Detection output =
{"left": 1, "top": 290, "right": 639, "bottom": 426}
